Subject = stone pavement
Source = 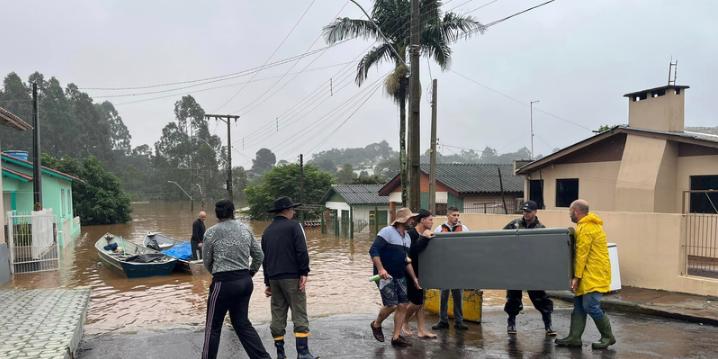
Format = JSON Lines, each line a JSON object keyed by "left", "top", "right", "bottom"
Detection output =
{"left": 548, "top": 286, "right": 718, "bottom": 326}
{"left": 78, "top": 308, "right": 718, "bottom": 358}
{"left": 0, "top": 288, "right": 91, "bottom": 359}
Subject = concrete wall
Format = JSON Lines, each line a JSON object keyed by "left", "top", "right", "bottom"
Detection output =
{"left": 627, "top": 88, "right": 685, "bottom": 132}
{"left": 448, "top": 210, "right": 718, "bottom": 297}
{"left": 615, "top": 135, "right": 668, "bottom": 212}
{"left": 525, "top": 161, "right": 621, "bottom": 211}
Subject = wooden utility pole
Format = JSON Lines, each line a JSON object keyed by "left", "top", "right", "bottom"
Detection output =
{"left": 498, "top": 166, "right": 508, "bottom": 214}
{"left": 408, "top": 0, "right": 421, "bottom": 211}
{"left": 32, "top": 82, "right": 43, "bottom": 210}
{"left": 299, "top": 154, "right": 305, "bottom": 225}
{"left": 204, "top": 114, "right": 239, "bottom": 200}
{"left": 428, "top": 79, "right": 438, "bottom": 214}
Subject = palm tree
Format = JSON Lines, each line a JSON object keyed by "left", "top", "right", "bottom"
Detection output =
{"left": 324, "top": 0, "right": 483, "bottom": 206}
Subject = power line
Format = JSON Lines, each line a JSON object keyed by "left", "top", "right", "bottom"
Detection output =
{"left": 478, "top": 0, "right": 555, "bottom": 28}
{"left": 463, "top": 0, "right": 501, "bottom": 14}
{"left": 214, "top": 0, "right": 319, "bottom": 112}
{"left": 96, "top": 62, "right": 353, "bottom": 100}
{"left": 79, "top": 44, "right": 346, "bottom": 91}
{"left": 449, "top": 69, "right": 592, "bottom": 131}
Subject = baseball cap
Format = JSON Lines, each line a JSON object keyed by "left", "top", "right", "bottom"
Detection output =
{"left": 521, "top": 200, "right": 539, "bottom": 212}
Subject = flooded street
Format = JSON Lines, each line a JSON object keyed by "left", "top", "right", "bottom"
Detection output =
{"left": 6, "top": 201, "right": 509, "bottom": 335}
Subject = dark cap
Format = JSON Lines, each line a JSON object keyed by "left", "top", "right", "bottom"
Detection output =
{"left": 267, "top": 196, "right": 302, "bottom": 213}
{"left": 521, "top": 200, "right": 539, "bottom": 212}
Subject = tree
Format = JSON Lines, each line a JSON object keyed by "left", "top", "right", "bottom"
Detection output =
{"left": 596, "top": 125, "right": 612, "bottom": 133}
{"left": 323, "top": 0, "right": 483, "bottom": 205}
{"left": 245, "top": 164, "right": 333, "bottom": 219}
{"left": 336, "top": 163, "right": 355, "bottom": 184}
{"left": 43, "top": 154, "right": 132, "bottom": 225}
{"left": 251, "top": 148, "right": 276, "bottom": 176}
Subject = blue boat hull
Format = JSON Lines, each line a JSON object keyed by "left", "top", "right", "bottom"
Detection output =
{"left": 120, "top": 260, "right": 177, "bottom": 278}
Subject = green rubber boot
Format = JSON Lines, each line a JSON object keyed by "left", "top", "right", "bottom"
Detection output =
{"left": 591, "top": 315, "right": 616, "bottom": 349}
{"left": 555, "top": 312, "right": 586, "bottom": 347}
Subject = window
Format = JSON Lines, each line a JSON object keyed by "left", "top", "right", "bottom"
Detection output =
{"left": 556, "top": 179, "right": 579, "bottom": 208}
{"left": 690, "top": 175, "right": 718, "bottom": 214}
{"left": 529, "top": 180, "right": 545, "bottom": 209}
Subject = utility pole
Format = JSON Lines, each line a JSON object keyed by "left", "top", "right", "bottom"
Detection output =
{"left": 32, "top": 82, "right": 43, "bottom": 211}
{"left": 204, "top": 114, "right": 239, "bottom": 200}
{"left": 408, "top": 0, "right": 421, "bottom": 211}
{"left": 299, "top": 154, "right": 305, "bottom": 225}
{"left": 428, "top": 79, "right": 438, "bottom": 214}
{"left": 497, "top": 166, "right": 508, "bottom": 214}
{"left": 530, "top": 100, "right": 539, "bottom": 160}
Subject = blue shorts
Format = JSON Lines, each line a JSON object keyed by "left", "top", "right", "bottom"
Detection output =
{"left": 377, "top": 277, "right": 408, "bottom": 306}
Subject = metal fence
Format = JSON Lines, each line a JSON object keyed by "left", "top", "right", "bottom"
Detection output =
{"left": 684, "top": 213, "right": 718, "bottom": 279}
{"left": 6, "top": 210, "right": 59, "bottom": 274}
{"left": 464, "top": 199, "right": 523, "bottom": 214}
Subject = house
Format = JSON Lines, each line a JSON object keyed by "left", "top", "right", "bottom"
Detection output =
{"left": 378, "top": 163, "right": 524, "bottom": 215}
{"left": 2, "top": 151, "right": 82, "bottom": 246}
{"left": 494, "top": 83, "right": 718, "bottom": 296}
{"left": 1, "top": 107, "right": 32, "bottom": 283}
{"left": 516, "top": 84, "right": 718, "bottom": 214}
{"left": 321, "top": 184, "right": 389, "bottom": 237}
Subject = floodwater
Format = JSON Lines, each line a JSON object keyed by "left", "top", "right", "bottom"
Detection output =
{"left": 7, "top": 201, "right": 508, "bottom": 335}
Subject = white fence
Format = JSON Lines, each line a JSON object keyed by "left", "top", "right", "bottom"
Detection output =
{"left": 6, "top": 210, "right": 59, "bottom": 274}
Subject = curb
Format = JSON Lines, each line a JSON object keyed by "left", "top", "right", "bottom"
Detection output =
{"left": 546, "top": 290, "right": 718, "bottom": 327}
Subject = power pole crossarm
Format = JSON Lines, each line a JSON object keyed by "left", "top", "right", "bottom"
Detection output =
{"left": 205, "top": 114, "right": 240, "bottom": 200}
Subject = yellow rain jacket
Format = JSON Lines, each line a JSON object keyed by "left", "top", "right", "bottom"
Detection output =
{"left": 574, "top": 212, "right": 611, "bottom": 296}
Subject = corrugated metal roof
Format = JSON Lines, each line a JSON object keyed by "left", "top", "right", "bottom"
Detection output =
{"left": 0, "top": 107, "right": 32, "bottom": 131}
{"left": 325, "top": 184, "right": 388, "bottom": 205}
{"left": 420, "top": 163, "right": 524, "bottom": 194}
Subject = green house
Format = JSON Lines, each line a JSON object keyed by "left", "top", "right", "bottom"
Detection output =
{"left": 2, "top": 152, "right": 81, "bottom": 246}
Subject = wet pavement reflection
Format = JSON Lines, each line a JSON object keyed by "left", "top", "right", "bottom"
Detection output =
{"left": 5, "top": 201, "right": 511, "bottom": 334}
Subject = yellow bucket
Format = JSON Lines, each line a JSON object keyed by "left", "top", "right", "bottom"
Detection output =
{"left": 424, "top": 289, "right": 483, "bottom": 323}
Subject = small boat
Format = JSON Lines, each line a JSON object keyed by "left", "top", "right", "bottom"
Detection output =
{"left": 95, "top": 233, "right": 177, "bottom": 278}
{"left": 143, "top": 232, "right": 175, "bottom": 250}
{"left": 143, "top": 232, "right": 204, "bottom": 274}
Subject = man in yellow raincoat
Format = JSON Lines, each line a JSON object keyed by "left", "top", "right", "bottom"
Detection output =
{"left": 555, "top": 199, "right": 616, "bottom": 349}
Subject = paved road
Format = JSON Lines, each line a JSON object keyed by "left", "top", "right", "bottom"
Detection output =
{"left": 79, "top": 308, "right": 718, "bottom": 358}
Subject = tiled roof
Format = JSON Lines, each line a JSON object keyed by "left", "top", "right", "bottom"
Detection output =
{"left": 323, "top": 184, "right": 388, "bottom": 205}
{"left": 420, "top": 163, "right": 524, "bottom": 194}
{"left": 0, "top": 107, "right": 32, "bottom": 131}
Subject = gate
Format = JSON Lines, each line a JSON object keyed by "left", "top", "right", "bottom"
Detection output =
{"left": 682, "top": 190, "right": 718, "bottom": 279}
{"left": 6, "top": 210, "right": 59, "bottom": 274}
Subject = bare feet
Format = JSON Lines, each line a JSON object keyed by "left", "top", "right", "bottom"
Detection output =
{"left": 401, "top": 325, "right": 415, "bottom": 337}
{"left": 418, "top": 331, "right": 437, "bottom": 339}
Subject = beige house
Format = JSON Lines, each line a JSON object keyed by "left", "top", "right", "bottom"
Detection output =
{"left": 517, "top": 84, "right": 717, "bottom": 213}
{"left": 492, "top": 83, "right": 718, "bottom": 296}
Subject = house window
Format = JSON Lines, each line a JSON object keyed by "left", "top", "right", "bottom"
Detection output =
{"left": 435, "top": 203, "right": 448, "bottom": 215}
{"left": 529, "top": 180, "right": 545, "bottom": 209}
{"left": 556, "top": 179, "right": 579, "bottom": 208}
{"left": 690, "top": 175, "right": 718, "bottom": 214}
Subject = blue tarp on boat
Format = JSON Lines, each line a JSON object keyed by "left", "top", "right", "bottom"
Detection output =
{"left": 162, "top": 241, "right": 192, "bottom": 261}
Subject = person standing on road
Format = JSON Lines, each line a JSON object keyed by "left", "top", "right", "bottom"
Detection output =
{"left": 191, "top": 211, "right": 207, "bottom": 260}
{"left": 555, "top": 199, "right": 616, "bottom": 350}
{"left": 403, "top": 209, "right": 438, "bottom": 339}
{"left": 201, "top": 200, "right": 270, "bottom": 359}
{"left": 502, "top": 200, "right": 556, "bottom": 336}
{"left": 432, "top": 206, "right": 470, "bottom": 331}
{"left": 262, "top": 196, "right": 317, "bottom": 359}
{"left": 369, "top": 208, "right": 421, "bottom": 348}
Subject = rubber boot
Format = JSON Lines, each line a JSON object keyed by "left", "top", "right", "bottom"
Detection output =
{"left": 591, "top": 315, "right": 616, "bottom": 349}
{"left": 507, "top": 316, "right": 517, "bottom": 335}
{"left": 542, "top": 313, "right": 556, "bottom": 336}
{"left": 274, "top": 339, "right": 287, "bottom": 359}
{"left": 296, "top": 337, "right": 319, "bottom": 359}
{"left": 555, "top": 312, "right": 586, "bottom": 347}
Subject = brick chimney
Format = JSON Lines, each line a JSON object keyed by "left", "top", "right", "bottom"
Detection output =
{"left": 623, "top": 85, "right": 689, "bottom": 132}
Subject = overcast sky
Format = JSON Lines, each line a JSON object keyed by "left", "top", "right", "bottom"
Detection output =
{"left": 2, "top": 0, "right": 717, "bottom": 167}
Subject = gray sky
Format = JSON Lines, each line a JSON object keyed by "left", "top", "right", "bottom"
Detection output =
{"left": 1, "top": 0, "right": 716, "bottom": 168}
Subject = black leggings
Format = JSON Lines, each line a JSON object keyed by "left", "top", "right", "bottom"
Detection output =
{"left": 202, "top": 271, "right": 270, "bottom": 359}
